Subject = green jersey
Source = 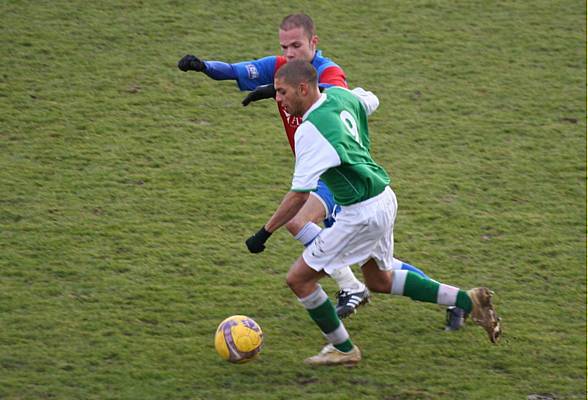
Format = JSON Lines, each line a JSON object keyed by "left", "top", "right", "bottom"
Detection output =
{"left": 291, "top": 87, "right": 390, "bottom": 206}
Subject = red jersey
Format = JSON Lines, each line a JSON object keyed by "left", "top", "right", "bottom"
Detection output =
{"left": 231, "top": 50, "right": 347, "bottom": 153}
{"left": 273, "top": 55, "right": 348, "bottom": 153}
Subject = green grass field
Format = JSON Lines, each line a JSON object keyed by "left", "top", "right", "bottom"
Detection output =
{"left": 1, "top": 1, "right": 586, "bottom": 399}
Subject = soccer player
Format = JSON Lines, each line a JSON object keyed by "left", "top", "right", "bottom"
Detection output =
{"left": 177, "top": 14, "right": 371, "bottom": 317}
{"left": 177, "top": 14, "right": 466, "bottom": 329}
{"left": 253, "top": 60, "right": 502, "bottom": 366}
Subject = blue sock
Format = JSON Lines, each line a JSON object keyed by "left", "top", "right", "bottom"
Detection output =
{"left": 392, "top": 258, "right": 431, "bottom": 280}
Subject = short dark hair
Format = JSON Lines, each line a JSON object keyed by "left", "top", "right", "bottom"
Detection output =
{"left": 280, "top": 14, "right": 315, "bottom": 39}
{"left": 275, "top": 59, "right": 318, "bottom": 87}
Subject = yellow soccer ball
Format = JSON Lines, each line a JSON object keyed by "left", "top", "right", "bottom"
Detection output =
{"left": 214, "top": 315, "right": 263, "bottom": 363}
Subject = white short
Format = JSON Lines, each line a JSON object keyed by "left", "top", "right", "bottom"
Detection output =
{"left": 302, "top": 186, "right": 398, "bottom": 275}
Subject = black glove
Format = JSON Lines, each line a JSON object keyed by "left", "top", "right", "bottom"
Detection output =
{"left": 245, "top": 226, "right": 272, "bottom": 253}
{"left": 242, "top": 84, "right": 276, "bottom": 106}
{"left": 177, "top": 55, "right": 206, "bottom": 72}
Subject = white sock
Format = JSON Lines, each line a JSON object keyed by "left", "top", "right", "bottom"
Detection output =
{"left": 329, "top": 267, "right": 366, "bottom": 292}
{"left": 293, "top": 222, "right": 322, "bottom": 246}
{"left": 298, "top": 285, "right": 329, "bottom": 309}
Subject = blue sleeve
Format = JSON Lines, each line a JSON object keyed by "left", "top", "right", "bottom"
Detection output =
{"left": 231, "top": 56, "right": 277, "bottom": 91}
{"left": 202, "top": 61, "right": 238, "bottom": 80}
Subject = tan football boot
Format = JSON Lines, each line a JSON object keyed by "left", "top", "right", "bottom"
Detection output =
{"left": 304, "top": 343, "right": 362, "bottom": 366}
{"left": 467, "top": 287, "right": 502, "bottom": 343}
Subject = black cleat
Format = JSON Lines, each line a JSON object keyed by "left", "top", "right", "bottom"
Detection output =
{"left": 335, "top": 288, "right": 370, "bottom": 319}
{"left": 445, "top": 306, "right": 468, "bottom": 331}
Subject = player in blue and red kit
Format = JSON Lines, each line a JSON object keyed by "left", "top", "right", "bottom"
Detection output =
{"left": 177, "top": 14, "right": 466, "bottom": 329}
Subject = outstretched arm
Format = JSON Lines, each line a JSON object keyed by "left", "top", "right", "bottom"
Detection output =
{"left": 178, "top": 54, "right": 277, "bottom": 90}
{"left": 242, "top": 84, "right": 276, "bottom": 106}
{"left": 242, "top": 84, "right": 330, "bottom": 106}
{"left": 264, "top": 191, "right": 310, "bottom": 233}
{"left": 245, "top": 120, "right": 340, "bottom": 254}
{"left": 245, "top": 191, "right": 309, "bottom": 253}
{"left": 177, "top": 54, "right": 237, "bottom": 80}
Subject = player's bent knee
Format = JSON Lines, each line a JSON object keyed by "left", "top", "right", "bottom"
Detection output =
{"left": 286, "top": 269, "right": 317, "bottom": 298}
{"left": 363, "top": 274, "right": 392, "bottom": 293}
{"left": 361, "top": 260, "right": 393, "bottom": 293}
{"left": 365, "top": 281, "right": 389, "bottom": 293}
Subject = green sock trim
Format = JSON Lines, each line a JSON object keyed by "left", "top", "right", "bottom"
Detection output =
{"left": 334, "top": 339, "right": 353, "bottom": 353}
{"left": 404, "top": 271, "right": 440, "bottom": 303}
{"left": 456, "top": 291, "right": 473, "bottom": 313}
{"left": 307, "top": 299, "right": 340, "bottom": 334}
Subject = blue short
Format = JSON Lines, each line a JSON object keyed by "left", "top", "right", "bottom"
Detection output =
{"left": 311, "top": 180, "right": 341, "bottom": 228}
